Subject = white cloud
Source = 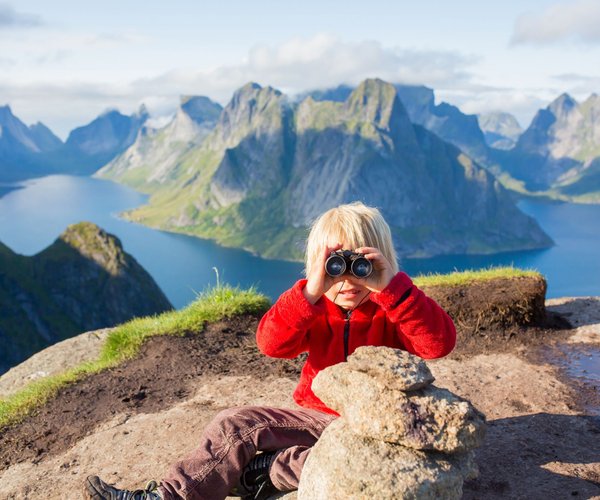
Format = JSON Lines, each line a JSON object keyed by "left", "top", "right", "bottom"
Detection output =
{"left": 4, "top": 34, "right": 480, "bottom": 138}
{"left": 511, "top": 0, "right": 600, "bottom": 45}
{"left": 130, "top": 35, "right": 478, "bottom": 106}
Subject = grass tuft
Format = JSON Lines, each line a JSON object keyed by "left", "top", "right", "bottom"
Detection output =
{"left": 413, "top": 266, "right": 543, "bottom": 288}
{"left": 0, "top": 284, "right": 270, "bottom": 430}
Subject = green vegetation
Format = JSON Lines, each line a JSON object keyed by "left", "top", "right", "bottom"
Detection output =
{"left": 413, "top": 266, "right": 542, "bottom": 288}
{"left": 0, "top": 284, "right": 270, "bottom": 430}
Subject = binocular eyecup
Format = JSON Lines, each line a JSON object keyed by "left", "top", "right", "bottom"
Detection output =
{"left": 325, "top": 250, "right": 373, "bottom": 279}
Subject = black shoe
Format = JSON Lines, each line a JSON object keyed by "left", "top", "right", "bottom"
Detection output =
{"left": 84, "top": 475, "right": 162, "bottom": 500}
{"left": 229, "top": 451, "right": 279, "bottom": 500}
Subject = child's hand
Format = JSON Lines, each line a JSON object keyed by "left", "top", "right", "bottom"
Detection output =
{"left": 352, "top": 246, "right": 396, "bottom": 293}
{"left": 303, "top": 243, "right": 345, "bottom": 304}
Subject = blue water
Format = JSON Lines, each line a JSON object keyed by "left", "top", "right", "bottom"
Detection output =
{"left": 0, "top": 175, "right": 599, "bottom": 308}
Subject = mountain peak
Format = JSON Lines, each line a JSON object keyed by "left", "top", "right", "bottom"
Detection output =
{"left": 583, "top": 93, "right": 599, "bottom": 106}
{"left": 217, "top": 82, "right": 286, "bottom": 141}
{"left": 135, "top": 103, "right": 149, "bottom": 119}
{"left": 230, "top": 82, "right": 282, "bottom": 105}
{"left": 344, "top": 78, "right": 415, "bottom": 140}
{"left": 180, "top": 95, "right": 222, "bottom": 124}
{"left": 548, "top": 93, "right": 578, "bottom": 115}
{"left": 0, "top": 105, "right": 17, "bottom": 123}
{"left": 57, "top": 221, "right": 126, "bottom": 275}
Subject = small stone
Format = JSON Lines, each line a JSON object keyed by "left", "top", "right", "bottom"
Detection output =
{"left": 347, "top": 346, "right": 434, "bottom": 391}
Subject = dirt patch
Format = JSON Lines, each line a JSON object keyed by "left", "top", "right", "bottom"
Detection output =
{"left": 425, "top": 276, "right": 573, "bottom": 357}
{"left": 0, "top": 314, "right": 304, "bottom": 472}
{"left": 424, "top": 275, "right": 547, "bottom": 330}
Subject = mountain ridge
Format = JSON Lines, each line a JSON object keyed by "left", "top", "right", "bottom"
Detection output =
{"left": 102, "top": 78, "right": 552, "bottom": 260}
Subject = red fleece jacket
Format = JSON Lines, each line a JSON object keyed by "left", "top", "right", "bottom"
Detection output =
{"left": 256, "top": 272, "right": 456, "bottom": 415}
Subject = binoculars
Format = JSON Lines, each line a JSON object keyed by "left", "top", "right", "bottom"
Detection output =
{"left": 325, "top": 250, "right": 373, "bottom": 278}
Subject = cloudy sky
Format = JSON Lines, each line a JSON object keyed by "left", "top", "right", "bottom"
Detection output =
{"left": 2, "top": 0, "right": 600, "bottom": 138}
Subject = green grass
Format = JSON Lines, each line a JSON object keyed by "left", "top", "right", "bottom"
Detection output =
{"left": 413, "top": 266, "right": 543, "bottom": 288}
{"left": 0, "top": 284, "right": 270, "bottom": 430}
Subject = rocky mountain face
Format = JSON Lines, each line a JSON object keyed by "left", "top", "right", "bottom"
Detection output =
{"left": 0, "top": 106, "right": 64, "bottom": 182}
{"left": 95, "top": 96, "right": 222, "bottom": 191}
{"left": 499, "top": 93, "right": 600, "bottom": 200}
{"left": 306, "top": 84, "right": 493, "bottom": 170}
{"left": 50, "top": 106, "right": 150, "bottom": 175}
{"left": 0, "top": 222, "right": 172, "bottom": 374}
{"left": 117, "top": 78, "right": 551, "bottom": 260}
{"left": 478, "top": 112, "right": 523, "bottom": 150}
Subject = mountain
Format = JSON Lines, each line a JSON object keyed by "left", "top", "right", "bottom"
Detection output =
{"left": 0, "top": 222, "right": 173, "bottom": 373}
{"left": 0, "top": 105, "right": 149, "bottom": 181}
{"left": 498, "top": 93, "right": 600, "bottom": 200}
{"left": 49, "top": 106, "right": 150, "bottom": 175}
{"left": 95, "top": 96, "right": 222, "bottom": 191}
{"left": 478, "top": 112, "right": 523, "bottom": 150}
{"left": 116, "top": 79, "right": 551, "bottom": 260}
{"left": 304, "top": 84, "right": 493, "bottom": 168}
{"left": 28, "top": 122, "right": 63, "bottom": 152}
{"left": 0, "top": 106, "right": 64, "bottom": 182}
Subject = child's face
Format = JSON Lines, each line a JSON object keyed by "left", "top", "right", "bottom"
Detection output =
{"left": 324, "top": 279, "right": 371, "bottom": 310}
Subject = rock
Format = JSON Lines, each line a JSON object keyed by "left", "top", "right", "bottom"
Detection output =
{"left": 311, "top": 348, "right": 486, "bottom": 453}
{"left": 346, "top": 345, "right": 434, "bottom": 390}
{"left": 297, "top": 346, "right": 486, "bottom": 499}
{"left": 298, "top": 419, "right": 477, "bottom": 500}
{"left": 0, "top": 328, "right": 112, "bottom": 398}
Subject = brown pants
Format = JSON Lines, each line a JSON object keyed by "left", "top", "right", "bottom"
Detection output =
{"left": 158, "top": 405, "right": 337, "bottom": 500}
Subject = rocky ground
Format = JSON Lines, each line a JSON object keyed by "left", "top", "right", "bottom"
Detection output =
{"left": 0, "top": 293, "right": 598, "bottom": 499}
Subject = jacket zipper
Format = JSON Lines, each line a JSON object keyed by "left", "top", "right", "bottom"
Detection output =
{"left": 343, "top": 309, "right": 352, "bottom": 361}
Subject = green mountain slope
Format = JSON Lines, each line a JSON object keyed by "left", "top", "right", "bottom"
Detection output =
{"left": 0, "top": 222, "right": 173, "bottom": 373}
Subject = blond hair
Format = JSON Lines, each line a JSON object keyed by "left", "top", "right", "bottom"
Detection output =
{"left": 304, "top": 202, "right": 399, "bottom": 276}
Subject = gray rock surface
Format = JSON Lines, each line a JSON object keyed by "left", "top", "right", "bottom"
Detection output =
{"left": 311, "top": 348, "right": 486, "bottom": 452}
{"left": 346, "top": 345, "right": 434, "bottom": 390}
{"left": 0, "top": 328, "right": 112, "bottom": 398}
{"left": 298, "top": 419, "right": 477, "bottom": 500}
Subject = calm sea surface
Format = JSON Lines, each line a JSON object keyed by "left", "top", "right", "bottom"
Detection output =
{"left": 0, "top": 175, "right": 599, "bottom": 309}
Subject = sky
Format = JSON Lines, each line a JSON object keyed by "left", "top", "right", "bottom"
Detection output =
{"left": 1, "top": 0, "right": 600, "bottom": 139}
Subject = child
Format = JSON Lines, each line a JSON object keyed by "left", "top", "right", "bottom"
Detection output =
{"left": 84, "top": 202, "right": 456, "bottom": 500}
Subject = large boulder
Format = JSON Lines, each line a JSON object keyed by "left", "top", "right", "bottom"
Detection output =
{"left": 298, "top": 419, "right": 477, "bottom": 500}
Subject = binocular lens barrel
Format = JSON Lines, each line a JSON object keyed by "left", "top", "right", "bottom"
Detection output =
{"left": 325, "top": 252, "right": 372, "bottom": 278}
{"left": 351, "top": 257, "right": 372, "bottom": 278}
{"left": 325, "top": 255, "right": 346, "bottom": 276}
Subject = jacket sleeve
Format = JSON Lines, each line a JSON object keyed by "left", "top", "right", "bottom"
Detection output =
{"left": 256, "top": 279, "right": 325, "bottom": 359}
{"left": 369, "top": 272, "right": 456, "bottom": 359}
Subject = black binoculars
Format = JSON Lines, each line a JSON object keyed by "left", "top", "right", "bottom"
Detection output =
{"left": 325, "top": 250, "right": 373, "bottom": 278}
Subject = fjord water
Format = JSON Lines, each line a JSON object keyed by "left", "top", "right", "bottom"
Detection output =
{"left": 0, "top": 175, "right": 599, "bottom": 309}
